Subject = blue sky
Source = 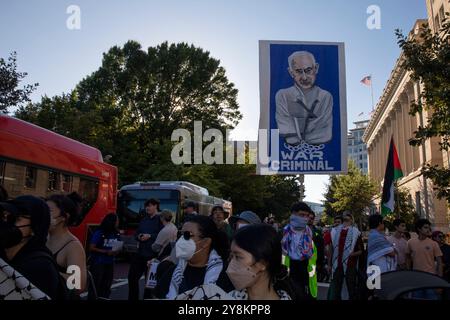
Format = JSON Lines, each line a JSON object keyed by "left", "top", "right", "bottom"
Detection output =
{"left": 1, "top": 0, "right": 427, "bottom": 203}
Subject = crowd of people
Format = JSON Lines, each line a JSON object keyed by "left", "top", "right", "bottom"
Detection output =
{"left": 1, "top": 186, "right": 450, "bottom": 301}
{"left": 0, "top": 188, "right": 120, "bottom": 300}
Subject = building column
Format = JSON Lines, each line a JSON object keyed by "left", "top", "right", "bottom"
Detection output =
{"left": 374, "top": 136, "right": 380, "bottom": 184}
{"left": 399, "top": 91, "right": 413, "bottom": 175}
{"left": 409, "top": 83, "right": 421, "bottom": 171}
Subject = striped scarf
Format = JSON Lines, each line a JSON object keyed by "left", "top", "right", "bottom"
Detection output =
{"left": 331, "top": 225, "right": 360, "bottom": 276}
{"left": 367, "top": 229, "right": 396, "bottom": 273}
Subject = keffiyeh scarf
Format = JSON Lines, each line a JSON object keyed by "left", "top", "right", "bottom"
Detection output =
{"left": 367, "top": 229, "right": 396, "bottom": 273}
{"left": 167, "top": 249, "right": 223, "bottom": 299}
{"left": 331, "top": 225, "right": 360, "bottom": 276}
{"left": 0, "top": 258, "right": 49, "bottom": 300}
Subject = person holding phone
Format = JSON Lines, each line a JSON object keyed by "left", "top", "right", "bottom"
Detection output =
{"left": 88, "top": 213, "right": 122, "bottom": 299}
{"left": 128, "top": 198, "right": 162, "bottom": 300}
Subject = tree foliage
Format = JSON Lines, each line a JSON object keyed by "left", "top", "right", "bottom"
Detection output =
{"left": 16, "top": 41, "right": 242, "bottom": 184}
{"left": 383, "top": 185, "right": 418, "bottom": 231}
{"left": 0, "top": 52, "right": 38, "bottom": 113}
{"left": 323, "top": 175, "right": 341, "bottom": 218}
{"left": 396, "top": 14, "right": 450, "bottom": 203}
{"left": 327, "top": 161, "right": 378, "bottom": 228}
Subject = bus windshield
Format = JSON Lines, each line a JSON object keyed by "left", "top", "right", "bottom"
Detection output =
{"left": 118, "top": 189, "right": 180, "bottom": 226}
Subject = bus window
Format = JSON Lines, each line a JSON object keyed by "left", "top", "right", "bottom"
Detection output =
{"left": 48, "top": 170, "right": 59, "bottom": 191}
{"left": 62, "top": 174, "right": 72, "bottom": 192}
{"left": 0, "top": 160, "right": 5, "bottom": 185}
{"left": 76, "top": 178, "right": 99, "bottom": 226}
{"left": 25, "top": 166, "right": 37, "bottom": 189}
{"left": 118, "top": 189, "right": 180, "bottom": 227}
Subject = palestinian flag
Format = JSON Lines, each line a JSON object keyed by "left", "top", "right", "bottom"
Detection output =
{"left": 381, "top": 137, "right": 403, "bottom": 216}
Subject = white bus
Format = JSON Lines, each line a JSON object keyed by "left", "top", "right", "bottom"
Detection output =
{"left": 117, "top": 181, "right": 232, "bottom": 253}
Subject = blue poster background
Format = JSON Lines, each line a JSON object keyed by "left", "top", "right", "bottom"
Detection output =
{"left": 269, "top": 43, "right": 342, "bottom": 173}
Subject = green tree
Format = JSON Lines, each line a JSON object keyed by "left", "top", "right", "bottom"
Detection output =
{"left": 212, "top": 164, "right": 270, "bottom": 215}
{"left": 320, "top": 213, "right": 333, "bottom": 227}
{"left": 384, "top": 185, "right": 418, "bottom": 231}
{"left": 0, "top": 52, "right": 38, "bottom": 113}
{"left": 323, "top": 175, "right": 342, "bottom": 218}
{"left": 16, "top": 41, "right": 242, "bottom": 185}
{"left": 396, "top": 15, "right": 450, "bottom": 203}
{"left": 330, "top": 161, "right": 378, "bottom": 228}
{"left": 263, "top": 175, "right": 301, "bottom": 222}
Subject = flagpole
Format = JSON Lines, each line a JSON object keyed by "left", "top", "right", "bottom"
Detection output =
{"left": 370, "top": 74, "right": 374, "bottom": 111}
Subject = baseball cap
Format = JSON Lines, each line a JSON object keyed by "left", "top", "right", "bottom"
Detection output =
{"left": 229, "top": 211, "right": 261, "bottom": 225}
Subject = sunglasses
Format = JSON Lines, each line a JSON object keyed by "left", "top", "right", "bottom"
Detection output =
{"left": 177, "top": 230, "right": 201, "bottom": 241}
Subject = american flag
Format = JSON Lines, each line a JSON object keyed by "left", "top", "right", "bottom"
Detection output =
{"left": 360, "top": 75, "right": 372, "bottom": 86}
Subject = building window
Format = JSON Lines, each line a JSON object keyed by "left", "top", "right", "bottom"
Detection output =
{"left": 25, "top": 166, "right": 37, "bottom": 189}
{"left": 76, "top": 178, "right": 99, "bottom": 226}
{"left": 62, "top": 174, "right": 72, "bottom": 192}
{"left": 415, "top": 191, "right": 422, "bottom": 217}
{"left": 359, "top": 155, "right": 363, "bottom": 160}
{"left": 48, "top": 171, "right": 59, "bottom": 191}
{"left": 360, "top": 163, "right": 363, "bottom": 169}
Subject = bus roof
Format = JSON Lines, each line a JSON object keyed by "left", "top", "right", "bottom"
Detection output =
{"left": 0, "top": 115, "right": 104, "bottom": 162}
{"left": 121, "top": 181, "right": 210, "bottom": 196}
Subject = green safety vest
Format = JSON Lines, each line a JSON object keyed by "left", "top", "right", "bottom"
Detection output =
{"left": 282, "top": 242, "right": 318, "bottom": 299}
{"left": 308, "top": 242, "right": 318, "bottom": 298}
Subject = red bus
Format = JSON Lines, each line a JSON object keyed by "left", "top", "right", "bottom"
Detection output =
{"left": 0, "top": 115, "right": 118, "bottom": 246}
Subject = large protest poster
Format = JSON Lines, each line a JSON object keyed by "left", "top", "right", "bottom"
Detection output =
{"left": 257, "top": 40, "right": 347, "bottom": 175}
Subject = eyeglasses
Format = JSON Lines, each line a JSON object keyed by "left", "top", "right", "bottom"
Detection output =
{"left": 292, "top": 66, "right": 315, "bottom": 76}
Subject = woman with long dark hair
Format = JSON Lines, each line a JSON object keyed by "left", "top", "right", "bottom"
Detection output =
{"left": 46, "top": 193, "right": 87, "bottom": 294}
{"left": 227, "top": 224, "right": 294, "bottom": 300}
{"left": 88, "top": 213, "right": 121, "bottom": 299}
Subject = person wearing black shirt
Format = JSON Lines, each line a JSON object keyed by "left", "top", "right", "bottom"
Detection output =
{"left": 432, "top": 231, "right": 450, "bottom": 282}
{"left": 128, "top": 198, "right": 163, "bottom": 300}
{"left": 0, "top": 195, "right": 62, "bottom": 299}
{"left": 307, "top": 211, "right": 325, "bottom": 281}
{"left": 181, "top": 201, "right": 198, "bottom": 224}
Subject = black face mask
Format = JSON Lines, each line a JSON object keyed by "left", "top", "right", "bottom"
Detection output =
{"left": 0, "top": 220, "right": 31, "bottom": 249}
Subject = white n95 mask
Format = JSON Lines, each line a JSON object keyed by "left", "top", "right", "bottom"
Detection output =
{"left": 175, "top": 236, "right": 196, "bottom": 260}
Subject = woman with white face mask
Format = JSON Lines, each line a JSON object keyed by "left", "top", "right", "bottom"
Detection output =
{"left": 227, "top": 224, "right": 293, "bottom": 300}
{"left": 154, "top": 215, "right": 233, "bottom": 299}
